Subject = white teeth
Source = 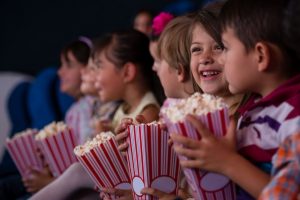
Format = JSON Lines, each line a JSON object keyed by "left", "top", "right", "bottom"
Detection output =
{"left": 201, "top": 71, "right": 219, "bottom": 76}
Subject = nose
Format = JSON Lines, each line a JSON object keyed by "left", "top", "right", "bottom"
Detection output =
{"left": 58, "top": 65, "right": 64, "bottom": 78}
{"left": 199, "top": 51, "right": 214, "bottom": 65}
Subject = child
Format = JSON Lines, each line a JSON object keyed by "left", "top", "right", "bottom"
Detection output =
{"left": 259, "top": 0, "right": 300, "bottom": 199}
{"left": 188, "top": 5, "right": 244, "bottom": 115}
{"left": 103, "top": 13, "right": 195, "bottom": 199}
{"left": 93, "top": 29, "right": 161, "bottom": 127}
{"left": 23, "top": 38, "right": 91, "bottom": 193}
{"left": 171, "top": 0, "right": 300, "bottom": 199}
{"left": 144, "top": 5, "right": 245, "bottom": 199}
{"left": 155, "top": 13, "right": 195, "bottom": 98}
{"left": 133, "top": 9, "right": 154, "bottom": 37}
{"left": 30, "top": 29, "right": 161, "bottom": 200}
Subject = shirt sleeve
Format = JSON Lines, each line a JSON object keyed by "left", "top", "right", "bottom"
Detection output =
{"left": 259, "top": 133, "right": 300, "bottom": 200}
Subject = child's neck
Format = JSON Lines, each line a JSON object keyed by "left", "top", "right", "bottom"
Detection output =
{"left": 123, "top": 84, "right": 149, "bottom": 114}
{"left": 258, "top": 74, "right": 290, "bottom": 98}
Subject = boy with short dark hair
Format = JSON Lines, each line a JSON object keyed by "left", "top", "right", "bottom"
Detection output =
{"left": 171, "top": 0, "right": 300, "bottom": 199}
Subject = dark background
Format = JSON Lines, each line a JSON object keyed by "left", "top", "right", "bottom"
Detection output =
{"left": 0, "top": 0, "right": 207, "bottom": 76}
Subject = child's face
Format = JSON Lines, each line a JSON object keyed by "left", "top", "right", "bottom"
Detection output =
{"left": 150, "top": 41, "right": 181, "bottom": 98}
{"left": 149, "top": 41, "right": 160, "bottom": 72}
{"left": 58, "top": 51, "right": 85, "bottom": 98}
{"left": 80, "top": 58, "right": 98, "bottom": 96}
{"left": 220, "top": 28, "right": 257, "bottom": 94}
{"left": 134, "top": 12, "right": 152, "bottom": 36}
{"left": 94, "top": 51, "right": 124, "bottom": 102}
{"left": 190, "top": 24, "right": 228, "bottom": 96}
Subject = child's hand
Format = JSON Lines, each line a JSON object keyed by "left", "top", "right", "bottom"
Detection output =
{"left": 100, "top": 188, "right": 133, "bottom": 200}
{"left": 22, "top": 166, "right": 54, "bottom": 193}
{"left": 115, "top": 118, "right": 133, "bottom": 152}
{"left": 141, "top": 188, "right": 177, "bottom": 200}
{"left": 115, "top": 115, "right": 147, "bottom": 152}
{"left": 170, "top": 114, "right": 237, "bottom": 174}
{"left": 92, "top": 119, "right": 112, "bottom": 135}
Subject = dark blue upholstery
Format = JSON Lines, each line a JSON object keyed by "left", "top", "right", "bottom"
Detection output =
{"left": 27, "top": 67, "right": 63, "bottom": 129}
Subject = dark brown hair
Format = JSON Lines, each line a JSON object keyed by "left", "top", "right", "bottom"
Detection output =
{"left": 219, "top": 0, "right": 300, "bottom": 73}
{"left": 61, "top": 40, "right": 90, "bottom": 65}
{"left": 93, "top": 29, "right": 165, "bottom": 104}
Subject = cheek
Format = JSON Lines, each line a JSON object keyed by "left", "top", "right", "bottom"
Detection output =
{"left": 190, "top": 58, "right": 198, "bottom": 76}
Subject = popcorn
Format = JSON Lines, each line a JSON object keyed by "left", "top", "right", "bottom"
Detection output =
{"left": 161, "top": 93, "right": 227, "bottom": 123}
{"left": 161, "top": 93, "right": 236, "bottom": 200}
{"left": 35, "top": 121, "right": 67, "bottom": 140}
{"left": 35, "top": 121, "right": 78, "bottom": 177}
{"left": 8, "top": 129, "right": 36, "bottom": 140}
{"left": 74, "top": 131, "right": 114, "bottom": 156}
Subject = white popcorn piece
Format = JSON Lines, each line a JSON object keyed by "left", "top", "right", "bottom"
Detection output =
{"left": 74, "top": 131, "right": 115, "bottom": 156}
{"left": 161, "top": 93, "right": 227, "bottom": 123}
{"left": 35, "top": 121, "right": 68, "bottom": 140}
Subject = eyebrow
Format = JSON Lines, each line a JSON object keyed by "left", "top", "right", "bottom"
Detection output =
{"left": 191, "top": 42, "right": 202, "bottom": 45}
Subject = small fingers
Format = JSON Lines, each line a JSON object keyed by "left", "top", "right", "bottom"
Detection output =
{"left": 141, "top": 187, "right": 161, "bottom": 197}
{"left": 186, "top": 115, "right": 212, "bottom": 138}
{"left": 173, "top": 145, "right": 201, "bottom": 159}
{"left": 170, "top": 134, "right": 200, "bottom": 149}
{"left": 115, "top": 131, "right": 128, "bottom": 142}
{"left": 118, "top": 142, "right": 129, "bottom": 152}
{"left": 180, "top": 159, "right": 204, "bottom": 169}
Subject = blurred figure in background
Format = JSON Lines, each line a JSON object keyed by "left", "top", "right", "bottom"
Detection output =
{"left": 133, "top": 9, "right": 154, "bottom": 37}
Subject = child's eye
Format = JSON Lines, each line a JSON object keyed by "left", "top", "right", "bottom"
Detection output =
{"left": 191, "top": 47, "right": 202, "bottom": 54}
{"left": 213, "top": 44, "right": 223, "bottom": 53}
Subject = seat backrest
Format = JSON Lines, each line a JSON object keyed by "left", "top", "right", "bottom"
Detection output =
{"left": 27, "top": 67, "right": 75, "bottom": 129}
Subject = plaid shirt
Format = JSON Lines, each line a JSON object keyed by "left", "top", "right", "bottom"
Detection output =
{"left": 259, "top": 133, "right": 300, "bottom": 200}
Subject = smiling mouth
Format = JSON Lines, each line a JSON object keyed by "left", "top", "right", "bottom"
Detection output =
{"left": 200, "top": 70, "right": 221, "bottom": 78}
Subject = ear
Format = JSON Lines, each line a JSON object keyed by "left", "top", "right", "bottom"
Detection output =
{"left": 176, "top": 64, "right": 187, "bottom": 83}
{"left": 122, "top": 62, "right": 137, "bottom": 83}
{"left": 254, "top": 42, "right": 270, "bottom": 72}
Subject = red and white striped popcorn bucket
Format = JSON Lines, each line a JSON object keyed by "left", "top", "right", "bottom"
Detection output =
{"left": 6, "top": 129, "right": 43, "bottom": 177}
{"left": 127, "top": 124, "right": 181, "bottom": 200}
{"left": 165, "top": 108, "right": 236, "bottom": 200}
{"left": 36, "top": 128, "right": 78, "bottom": 177}
{"left": 75, "top": 137, "right": 131, "bottom": 199}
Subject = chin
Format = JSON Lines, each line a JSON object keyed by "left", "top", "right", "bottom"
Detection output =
{"left": 228, "top": 85, "right": 241, "bottom": 94}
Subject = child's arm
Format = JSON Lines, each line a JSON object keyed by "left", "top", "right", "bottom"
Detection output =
{"left": 22, "top": 166, "right": 54, "bottom": 193}
{"left": 259, "top": 133, "right": 300, "bottom": 200}
{"left": 170, "top": 114, "right": 270, "bottom": 198}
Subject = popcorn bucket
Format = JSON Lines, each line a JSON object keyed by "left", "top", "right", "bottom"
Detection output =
{"left": 166, "top": 108, "right": 236, "bottom": 200}
{"left": 75, "top": 137, "right": 131, "bottom": 199}
{"left": 6, "top": 129, "right": 43, "bottom": 177}
{"left": 127, "top": 124, "right": 181, "bottom": 200}
{"left": 36, "top": 128, "right": 78, "bottom": 177}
